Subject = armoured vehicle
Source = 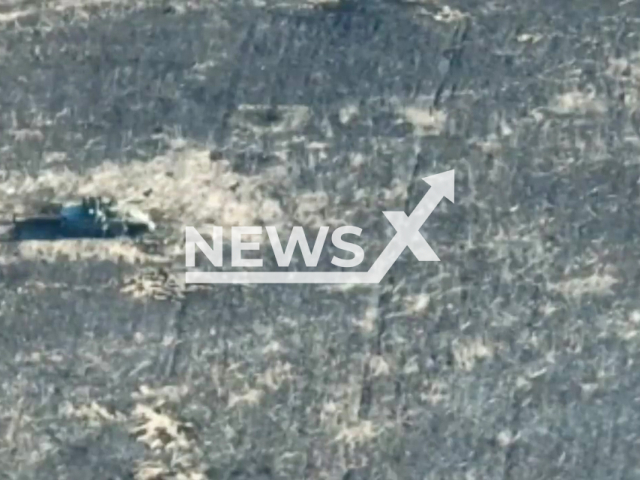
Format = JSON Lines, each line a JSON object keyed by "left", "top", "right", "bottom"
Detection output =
{"left": 0, "top": 196, "right": 156, "bottom": 241}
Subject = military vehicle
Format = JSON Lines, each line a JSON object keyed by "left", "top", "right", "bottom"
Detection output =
{"left": 0, "top": 196, "right": 156, "bottom": 241}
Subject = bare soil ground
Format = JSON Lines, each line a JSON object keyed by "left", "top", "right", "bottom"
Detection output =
{"left": 1, "top": 0, "right": 640, "bottom": 479}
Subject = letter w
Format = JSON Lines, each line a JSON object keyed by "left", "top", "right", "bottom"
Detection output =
{"left": 266, "top": 226, "right": 328, "bottom": 268}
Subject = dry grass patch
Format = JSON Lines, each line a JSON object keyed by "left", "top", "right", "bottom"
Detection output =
{"left": 613, "top": 310, "right": 640, "bottom": 341}
{"left": 71, "top": 147, "right": 288, "bottom": 231}
{"left": 334, "top": 420, "right": 379, "bottom": 447}
{"left": 339, "top": 104, "right": 360, "bottom": 125}
{"left": 546, "top": 88, "right": 607, "bottom": 116}
{"left": 395, "top": 292, "right": 431, "bottom": 317}
{"left": 0, "top": 146, "right": 285, "bottom": 225}
{"left": 606, "top": 51, "right": 640, "bottom": 142}
{"left": 420, "top": 379, "right": 450, "bottom": 405}
{"left": 430, "top": 5, "right": 469, "bottom": 23}
{"left": 231, "top": 104, "right": 311, "bottom": 135}
{"left": 400, "top": 106, "right": 448, "bottom": 136}
{"left": 0, "top": 0, "right": 162, "bottom": 25}
{"left": 121, "top": 268, "right": 187, "bottom": 301}
{"left": 0, "top": 145, "right": 293, "bottom": 264}
{"left": 63, "top": 400, "right": 126, "bottom": 427}
{"left": 550, "top": 270, "right": 620, "bottom": 300}
{"left": 130, "top": 403, "right": 194, "bottom": 451}
{"left": 227, "top": 388, "right": 264, "bottom": 409}
{"left": 133, "top": 463, "right": 208, "bottom": 480}
{"left": 367, "top": 354, "right": 391, "bottom": 377}
{"left": 56, "top": 385, "right": 208, "bottom": 480}
{"left": 15, "top": 238, "right": 156, "bottom": 264}
{"left": 255, "top": 361, "right": 294, "bottom": 391}
{"left": 132, "top": 384, "right": 190, "bottom": 407}
{"left": 1, "top": 136, "right": 369, "bottom": 268}
{"left": 451, "top": 337, "right": 493, "bottom": 372}
{"left": 0, "top": 8, "right": 36, "bottom": 23}
{"left": 606, "top": 52, "right": 640, "bottom": 103}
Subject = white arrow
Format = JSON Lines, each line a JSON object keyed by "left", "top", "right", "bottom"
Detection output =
{"left": 364, "top": 169, "right": 455, "bottom": 282}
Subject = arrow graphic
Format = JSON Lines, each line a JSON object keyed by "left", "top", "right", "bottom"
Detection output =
{"left": 366, "top": 169, "right": 454, "bottom": 282}
{"left": 185, "top": 169, "right": 455, "bottom": 284}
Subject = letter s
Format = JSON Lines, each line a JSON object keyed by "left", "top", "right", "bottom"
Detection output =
{"left": 331, "top": 226, "right": 364, "bottom": 268}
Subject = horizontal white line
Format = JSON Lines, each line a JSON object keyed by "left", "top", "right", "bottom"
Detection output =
{"left": 185, "top": 271, "right": 382, "bottom": 284}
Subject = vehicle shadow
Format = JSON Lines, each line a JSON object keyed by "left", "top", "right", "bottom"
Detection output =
{"left": 0, "top": 217, "right": 151, "bottom": 242}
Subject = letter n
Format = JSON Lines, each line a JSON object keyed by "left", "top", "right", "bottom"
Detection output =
{"left": 185, "top": 226, "right": 223, "bottom": 268}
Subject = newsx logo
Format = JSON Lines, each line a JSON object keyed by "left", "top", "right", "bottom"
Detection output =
{"left": 184, "top": 170, "right": 454, "bottom": 284}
